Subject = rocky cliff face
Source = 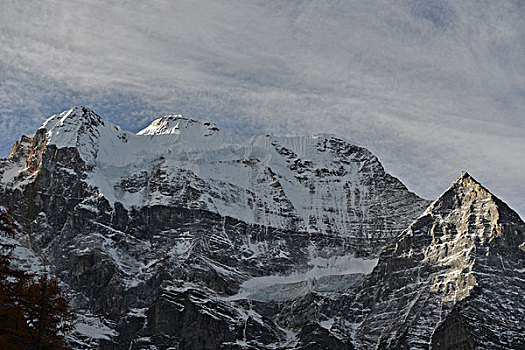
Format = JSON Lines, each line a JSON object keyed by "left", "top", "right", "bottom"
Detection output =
{"left": 0, "top": 107, "right": 523, "bottom": 349}
{"left": 322, "top": 172, "right": 524, "bottom": 349}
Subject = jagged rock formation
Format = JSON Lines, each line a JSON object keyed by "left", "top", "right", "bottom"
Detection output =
{"left": 323, "top": 172, "right": 525, "bottom": 349}
{"left": 0, "top": 107, "right": 523, "bottom": 349}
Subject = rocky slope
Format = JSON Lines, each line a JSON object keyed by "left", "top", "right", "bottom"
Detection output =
{"left": 0, "top": 107, "right": 523, "bottom": 349}
{"left": 321, "top": 172, "right": 525, "bottom": 349}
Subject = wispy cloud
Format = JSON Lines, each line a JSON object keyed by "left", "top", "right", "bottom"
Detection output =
{"left": 1, "top": 0, "right": 524, "bottom": 217}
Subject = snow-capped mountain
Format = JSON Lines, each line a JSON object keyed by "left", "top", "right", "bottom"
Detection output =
{"left": 4, "top": 106, "right": 427, "bottom": 239}
{"left": 1, "top": 107, "right": 522, "bottom": 349}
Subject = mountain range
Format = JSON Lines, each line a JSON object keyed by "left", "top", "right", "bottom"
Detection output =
{"left": 0, "top": 107, "right": 523, "bottom": 349}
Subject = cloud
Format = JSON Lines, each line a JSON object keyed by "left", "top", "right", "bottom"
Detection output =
{"left": 1, "top": 0, "right": 524, "bottom": 217}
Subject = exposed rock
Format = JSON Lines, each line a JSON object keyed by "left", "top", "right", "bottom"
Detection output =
{"left": 325, "top": 172, "right": 525, "bottom": 349}
{"left": 1, "top": 107, "right": 522, "bottom": 349}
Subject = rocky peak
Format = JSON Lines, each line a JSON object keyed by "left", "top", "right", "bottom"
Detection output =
{"left": 37, "top": 107, "right": 112, "bottom": 165}
{"left": 348, "top": 171, "right": 525, "bottom": 349}
{"left": 420, "top": 171, "right": 523, "bottom": 251}
{"left": 40, "top": 106, "right": 104, "bottom": 132}
{"left": 7, "top": 134, "right": 35, "bottom": 162}
{"left": 428, "top": 171, "right": 494, "bottom": 214}
{"left": 393, "top": 171, "right": 524, "bottom": 301}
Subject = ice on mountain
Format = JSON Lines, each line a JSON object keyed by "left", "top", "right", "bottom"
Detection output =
{"left": 232, "top": 252, "right": 378, "bottom": 301}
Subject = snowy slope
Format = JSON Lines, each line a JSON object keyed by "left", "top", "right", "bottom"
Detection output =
{"left": 28, "top": 106, "right": 427, "bottom": 238}
{"left": 0, "top": 107, "right": 437, "bottom": 349}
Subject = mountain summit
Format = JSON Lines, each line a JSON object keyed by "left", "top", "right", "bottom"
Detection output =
{"left": 339, "top": 171, "right": 525, "bottom": 349}
{"left": 137, "top": 115, "right": 220, "bottom": 136}
{"left": 0, "top": 107, "right": 523, "bottom": 349}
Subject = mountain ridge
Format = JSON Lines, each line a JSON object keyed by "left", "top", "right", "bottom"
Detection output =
{"left": 7, "top": 106, "right": 429, "bottom": 239}
{"left": 0, "top": 107, "right": 523, "bottom": 349}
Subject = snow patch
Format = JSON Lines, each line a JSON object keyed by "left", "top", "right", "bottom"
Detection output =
{"left": 229, "top": 254, "right": 378, "bottom": 301}
{"left": 74, "top": 313, "right": 118, "bottom": 340}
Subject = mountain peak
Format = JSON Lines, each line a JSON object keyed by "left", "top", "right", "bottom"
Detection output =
{"left": 451, "top": 170, "right": 485, "bottom": 190}
{"left": 456, "top": 170, "right": 471, "bottom": 181}
{"left": 425, "top": 171, "right": 495, "bottom": 215}
{"left": 354, "top": 173, "right": 524, "bottom": 348}
{"left": 40, "top": 106, "right": 104, "bottom": 133}
{"left": 37, "top": 107, "right": 108, "bottom": 164}
{"left": 427, "top": 171, "right": 524, "bottom": 230}
{"left": 137, "top": 115, "right": 219, "bottom": 136}
{"left": 401, "top": 171, "right": 524, "bottom": 279}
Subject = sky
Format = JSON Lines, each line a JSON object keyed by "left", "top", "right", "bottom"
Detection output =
{"left": 1, "top": 0, "right": 524, "bottom": 218}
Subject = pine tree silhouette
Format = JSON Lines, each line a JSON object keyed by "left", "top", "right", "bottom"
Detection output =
{"left": 0, "top": 206, "right": 74, "bottom": 349}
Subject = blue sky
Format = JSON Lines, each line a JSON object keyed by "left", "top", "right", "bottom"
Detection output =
{"left": 1, "top": 0, "right": 524, "bottom": 217}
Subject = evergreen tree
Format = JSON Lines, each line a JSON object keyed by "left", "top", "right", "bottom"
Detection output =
{"left": 0, "top": 206, "right": 74, "bottom": 349}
